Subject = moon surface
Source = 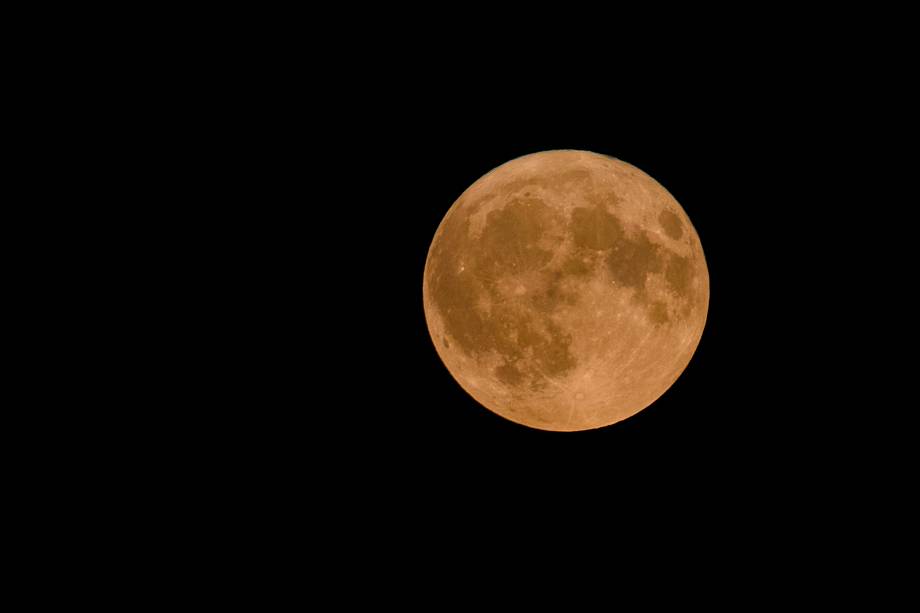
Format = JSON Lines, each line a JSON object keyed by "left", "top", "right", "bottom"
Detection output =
{"left": 423, "top": 150, "right": 709, "bottom": 431}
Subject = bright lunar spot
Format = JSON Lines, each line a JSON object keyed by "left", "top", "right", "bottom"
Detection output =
{"left": 423, "top": 150, "right": 709, "bottom": 431}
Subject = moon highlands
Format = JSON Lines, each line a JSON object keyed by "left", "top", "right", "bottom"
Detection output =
{"left": 423, "top": 150, "right": 709, "bottom": 431}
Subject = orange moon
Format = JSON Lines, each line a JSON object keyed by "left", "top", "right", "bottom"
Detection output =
{"left": 423, "top": 150, "right": 709, "bottom": 431}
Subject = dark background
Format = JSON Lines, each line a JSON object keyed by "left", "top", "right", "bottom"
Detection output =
{"left": 17, "top": 12, "right": 912, "bottom": 600}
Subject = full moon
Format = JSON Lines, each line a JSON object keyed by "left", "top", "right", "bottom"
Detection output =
{"left": 423, "top": 150, "right": 709, "bottom": 431}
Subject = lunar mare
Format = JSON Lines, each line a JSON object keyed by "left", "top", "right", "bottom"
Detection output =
{"left": 423, "top": 150, "right": 709, "bottom": 432}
